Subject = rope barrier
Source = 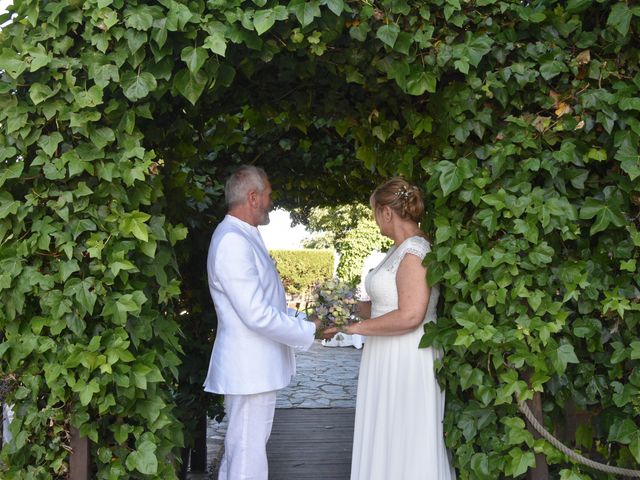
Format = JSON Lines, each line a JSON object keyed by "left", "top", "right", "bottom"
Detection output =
{"left": 517, "top": 395, "right": 640, "bottom": 477}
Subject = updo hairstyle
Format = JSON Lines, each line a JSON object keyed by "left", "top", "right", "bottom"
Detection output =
{"left": 370, "top": 177, "right": 425, "bottom": 222}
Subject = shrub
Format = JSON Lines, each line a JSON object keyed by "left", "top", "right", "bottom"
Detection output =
{"left": 270, "top": 249, "right": 334, "bottom": 297}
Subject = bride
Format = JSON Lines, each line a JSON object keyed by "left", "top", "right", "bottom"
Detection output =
{"left": 326, "top": 177, "right": 455, "bottom": 480}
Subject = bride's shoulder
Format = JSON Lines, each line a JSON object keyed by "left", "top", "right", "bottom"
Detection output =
{"left": 404, "top": 235, "right": 431, "bottom": 251}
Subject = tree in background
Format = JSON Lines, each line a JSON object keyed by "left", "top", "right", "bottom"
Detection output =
{"left": 298, "top": 204, "right": 392, "bottom": 285}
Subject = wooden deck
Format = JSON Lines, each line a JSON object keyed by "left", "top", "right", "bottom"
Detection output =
{"left": 267, "top": 408, "right": 355, "bottom": 480}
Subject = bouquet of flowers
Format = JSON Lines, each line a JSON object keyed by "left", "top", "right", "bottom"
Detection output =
{"left": 306, "top": 278, "right": 359, "bottom": 331}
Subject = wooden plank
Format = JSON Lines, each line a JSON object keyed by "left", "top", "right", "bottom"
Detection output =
{"left": 268, "top": 408, "right": 354, "bottom": 480}
{"left": 69, "top": 427, "right": 90, "bottom": 480}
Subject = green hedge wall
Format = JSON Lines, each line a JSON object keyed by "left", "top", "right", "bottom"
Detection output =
{"left": 270, "top": 249, "right": 334, "bottom": 297}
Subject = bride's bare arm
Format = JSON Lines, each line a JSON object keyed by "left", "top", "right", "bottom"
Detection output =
{"left": 346, "top": 254, "right": 430, "bottom": 336}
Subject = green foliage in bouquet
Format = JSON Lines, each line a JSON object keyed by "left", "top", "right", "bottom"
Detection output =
{"left": 306, "top": 278, "right": 359, "bottom": 331}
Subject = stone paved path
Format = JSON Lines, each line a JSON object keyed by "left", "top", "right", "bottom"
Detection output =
{"left": 187, "top": 340, "right": 362, "bottom": 478}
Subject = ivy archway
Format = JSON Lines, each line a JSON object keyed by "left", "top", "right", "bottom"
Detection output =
{"left": 1, "top": 0, "right": 639, "bottom": 478}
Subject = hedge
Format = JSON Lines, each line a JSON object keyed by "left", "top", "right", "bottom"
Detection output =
{"left": 269, "top": 249, "right": 334, "bottom": 297}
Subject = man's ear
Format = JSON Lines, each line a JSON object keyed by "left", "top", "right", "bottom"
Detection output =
{"left": 248, "top": 190, "right": 258, "bottom": 206}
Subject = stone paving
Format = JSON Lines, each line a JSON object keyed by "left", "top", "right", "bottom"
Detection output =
{"left": 187, "top": 340, "right": 362, "bottom": 479}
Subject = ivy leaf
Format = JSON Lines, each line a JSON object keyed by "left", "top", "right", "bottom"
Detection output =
{"left": 0, "top": 48, "right": 27, "bottom": 78}
{"left": 377, "top": 24, "right": 400, "bottom": 48}
{"left": 470, "top": 453, "right": 491, "bottom": 479}
{"left": 552, "top": 344, "right": 579, "bottom": 374}
{"left": 254, "top": 9, "right": 277, "bottom": 35}
{"left": 325, "top": 0, "right": 344, "bottom": 16}
{"left": 174, "top": 69, "right": 208, "bottom": 106}
{"left": 607, "top": 3, "right": 632, "bottom": 36}
{"left": 452, "top": 33, "right": 493, "bottom": 68}
{"left": 0, "top": 161, "right": 24, "bottom": 189}
{"left": 630, "top": 432, "right": 640, "bottom": 463}
{"left": 27, "top": 44, "right": 52, "bottom": 72}
{"left": 615, "top": 139, "right": 640, "bottom": 180}
{"left": 181, "top": 46, "right": 208, "bottom": 75}
{"left": 436, "top": 159, "right": 473, "bottom": 197}
{"left": 124, "top": 7, "right": 154, "bottom": 31}
{"left": 29, "top": 83, "right": 58, "bottom": 105}
{"left": 508, "top": 448, "right": 536, "bottom": 476}
{"left": 0, "top": 197, "right": 20, "bottom": 220}
{"left": 288, "top": 0, "right": 321, "bottom": 27}
{"left": 168, "top": 225, "right": 188, "bottom": 245}
{"left": 406, "top": 71, "right": 437, "bottom": 95}
{"left": 90, "top": 127, "right": 115, "bottom": 150}
{"left": 65, "top": 278, "right": 98, "bottom": 315}
{"left": 608, "top": 418, "right": 637, "bottom": 444}
{"left": 540, "top": 60, "right": 568, "bottom": 80}
{"left": 122, "top": 72, "right": 157, "bottom": 102}
{"left": 125, "top": 440, "right": 158, "bottom": 475}
{"left": 204, "top": 32, "right": 227, "bottom": 57}
{"left": 566, "top": 0, "right": 592, "bottom": 14}
{"left": 120, "top": 212, "right": 151, "bottom": 242}
{"left": 579, "top": 197, "right": 626, "bottom": 235}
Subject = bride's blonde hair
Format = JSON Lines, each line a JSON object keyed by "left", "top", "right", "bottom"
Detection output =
{"left": 370, "top": 177, "right": 424, "bottom": 222}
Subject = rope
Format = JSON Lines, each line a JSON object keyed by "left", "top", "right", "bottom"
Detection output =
{"left": 517, "top": 395, "right": 640, "bottom": 477}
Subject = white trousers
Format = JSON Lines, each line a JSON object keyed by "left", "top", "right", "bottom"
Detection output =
{"left": 218, "top": 391, "right": 277, "bottom": 480}
{"left": 2, "top": 403, "right": 13, "bottom": 444}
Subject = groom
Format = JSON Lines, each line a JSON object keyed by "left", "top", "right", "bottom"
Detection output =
{"left": 203, "top": 165, "right": 321, "bottom": 479}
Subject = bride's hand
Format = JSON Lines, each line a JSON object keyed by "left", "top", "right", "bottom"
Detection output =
{"left": 322, "top": 326, "right": 340, "bottom": 339}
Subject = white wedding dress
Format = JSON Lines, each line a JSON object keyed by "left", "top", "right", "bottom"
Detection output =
{"left": 351, "top": 236, "right": 455, "bottom": 480}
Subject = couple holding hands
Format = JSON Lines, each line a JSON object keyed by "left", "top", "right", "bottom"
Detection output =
{"left": 204, "top": 165, "right": 455, "bottom": 480}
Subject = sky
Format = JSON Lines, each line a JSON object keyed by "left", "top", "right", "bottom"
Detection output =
{"left": 0, "top": 1, "right": 9, "bottom": 14}
{"left": 259, "top": 209, "right": 310, "bottom": 250}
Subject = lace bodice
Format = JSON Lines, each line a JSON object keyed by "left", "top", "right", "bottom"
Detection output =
{"left": 364, "top": 236, "right": 439, "bottom": 322}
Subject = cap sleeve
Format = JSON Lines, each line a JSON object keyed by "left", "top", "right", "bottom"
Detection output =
{"left": 386, "top": 236, "right": 430, "bottom": 273}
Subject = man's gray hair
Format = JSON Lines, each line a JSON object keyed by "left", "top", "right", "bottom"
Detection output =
{"left": 225, "top": 165, "right": 268, "bottom": 208}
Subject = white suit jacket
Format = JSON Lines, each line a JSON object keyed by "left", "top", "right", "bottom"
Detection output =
{"left": 203, "top": 215, "right": 316, "bottom": 395}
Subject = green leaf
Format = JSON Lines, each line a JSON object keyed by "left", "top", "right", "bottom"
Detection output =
{"left": 508, "top": 448, "right": 536, "bottom": 476}
{"left": 168, "top": 225, "right": 188, "bottom": 245}
{"left": 470, "top": 453, "right": 491, "bottom": 479}
{"left": 0, "top": 48, "right": 27, "bottom": 78}
{"left": 608, "top": 418, "right": 637, "bottom": 444}
{"left": 566, "top": 0, "right": 592, "bottom": 14}
{"left": 436, "top": 159, "right": 473, "bottom": 197}
{"left": 615, "top": 139, "right": 640, "bottom": 180}
{"left": 125, "top": 7, "right": 154, "bottom": 31}
{"left": 120, "top": 211, "right": 151, "bottom": 242}
{"left": 29, "top": 83, "right": 59, "bottom": 104}
{"left": 0, "top": 161, "right": 24, "bottom": 188}
{"left": 452, "top": 33, "right": 493, "bottom": 68}
{"left": 406, "top": 71, "right": 437, "bottom": 95}
{"left": 79, "top": 379, "right": 100, "bottom": 406}
{"left": 326, "top": 0, "right": 344, "bottom": 16}
{"left": 174, "top": 69, "right": 208, "bottom": 106}
{"left": 122, "top": 72, "right": 157, "bottom": 102}
{"left": 254, "top": 9, "right": 277, "bottom": 35}
{"left": 540, "top": 60, "right": 568, "bottom": 80}
{"left": 553, "top": 344, "right": 579, "bottom": 374}
{"left": 181, "top": 46, "right": 208, "bottom": 74}
{"left": 376, "top": 24, "right": 400, "bottom": 48}
{"left": 126, "top": 440, "right": 158, "bottom": 475}
{"left": 0, "top": 198, "right": 20, "bottom": 220}
{"left": 289, "top": 0, "right": 321, "bottom": 27}
{"left": 37, "top": 133, "right": 64, "bottom": 157}
{"left": 204, "top": 32, "right": 227, "bottom": 57}
{"left": 607, "top": 3, "right": 632, "bottom": 36}
{"left": 630, "top": 432, "right": 640, "bottom": 463}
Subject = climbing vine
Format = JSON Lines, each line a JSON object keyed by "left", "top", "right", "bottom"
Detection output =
{"left": 0, "top": 0, "right": 638, "bottom": 478}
